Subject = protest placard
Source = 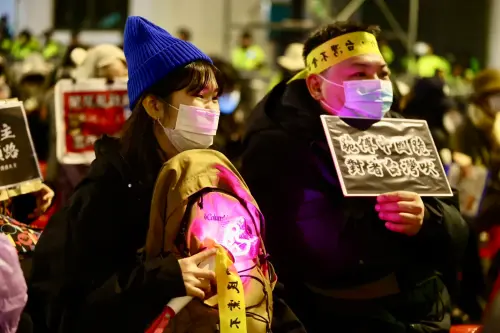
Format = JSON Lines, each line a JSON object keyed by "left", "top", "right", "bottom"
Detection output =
{"left": 447, "top": 163, "right": 489, "bottom": 217}
{"left": 0, "top": 100, "right": 42, "bottom": 193}
{"left": 54, "top": 78, "right": 129, "bottom": 164}
{"left": 321, "top": 115, "right": 452, "bottom": 197}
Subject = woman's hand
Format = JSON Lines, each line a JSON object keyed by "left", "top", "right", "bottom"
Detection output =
{"left": 178, "top": 249, "right": 216, "bottom": 299}
{"left": 28, "top": 183, "right": 55, "bottom": 219}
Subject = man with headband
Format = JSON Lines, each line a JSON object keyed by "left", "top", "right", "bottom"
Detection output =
{"left": 240, "top": 23, "right": 467, "bottom": 332}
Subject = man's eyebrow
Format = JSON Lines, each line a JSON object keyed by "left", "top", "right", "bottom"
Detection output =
{"left": 348, "top": 62, "right": 388, "bottom": 68}
{"left": 349, "top": 62, "right": 370, "bottom": 68}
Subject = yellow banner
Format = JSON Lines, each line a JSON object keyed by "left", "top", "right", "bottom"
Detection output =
{"left": 289, "top": 31, "right": 382, "bottom": 82}
{"left": 215, "top": 245, "right": 247, "bottom": 333}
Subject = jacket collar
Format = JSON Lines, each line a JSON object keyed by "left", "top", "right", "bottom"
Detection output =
{"left": 271, "top": 80, "right": 328, "bottom": 143}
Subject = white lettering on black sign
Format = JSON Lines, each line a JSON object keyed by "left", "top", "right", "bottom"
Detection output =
{"left": 321, "top": 116, "right": 452, "bottom": 197}
{"left": 0, "top": 104, "right": 42, "bottom": 189}
{"left": 338, "top": 134, "right": 439, "bottom": 179}
{"left": 0, "top": 123, "right": 20, "bottom": 167}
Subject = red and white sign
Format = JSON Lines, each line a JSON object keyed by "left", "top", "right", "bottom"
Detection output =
{"left": 54, "top": 78, "right": 129, "bottom": 164}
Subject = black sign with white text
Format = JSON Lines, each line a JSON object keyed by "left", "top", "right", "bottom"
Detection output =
{"left": 0, "top": 102, "right": 41, "bottom": 189}
{"left": 321, "top": 115, "right": 452, "bottom": 197}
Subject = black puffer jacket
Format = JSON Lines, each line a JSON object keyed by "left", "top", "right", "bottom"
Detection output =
{"left": 28, "top": 136, "right": 185, "bottom": 333}
{"left": 28, "top": 136, "right": 307, "bottom": 333}
{"left": 239, "top": 79, "right": 469, "bottom": 331}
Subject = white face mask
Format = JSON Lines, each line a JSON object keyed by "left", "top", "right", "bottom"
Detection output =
{"left": 158, "top": 104, "right": 220, "bottom": 152}
{"left": 320, "top": 77, "right": 394, "bottom": 119}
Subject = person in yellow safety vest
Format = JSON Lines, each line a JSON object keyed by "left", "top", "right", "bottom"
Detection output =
{"left": 0, "top": 33, "right": 11, "bottom": 54}
{"left": 448, "top": 63, "right": 472, "bottom": 97}
{"left": 413, "top": 42, "right": 451, "bottom": 78}
{"left": 11, "top": 30, "right": 40, "bottom": 60}
{"left": 268, "top": 43, "right": 305, "bottom": 91}
{"left": 231, "top": 31, "right": 266, "bottom": 72}
{"left": 42, "top": 30, "right": 63, "bottom": 60}
{"left": 0, "top": 16, "right": 12, "bottom": 54}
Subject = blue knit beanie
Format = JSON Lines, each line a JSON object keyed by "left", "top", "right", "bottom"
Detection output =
{"left": 123, "top": 16, "right": 212, "bottom": 108}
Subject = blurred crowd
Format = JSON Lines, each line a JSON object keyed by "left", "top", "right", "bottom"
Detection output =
{"left": 0, "top": 13, "right": 482, "bottom": 167}
{"left": 2, "top": 10, "right": 500, "bottom": 333}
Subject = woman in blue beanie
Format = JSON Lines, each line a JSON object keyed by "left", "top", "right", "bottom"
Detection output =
{"left": 28, "top": 17, "right": 221, "bottom": 332}
{"left": 29, "top": 16, "right": 304, "bottom": 333}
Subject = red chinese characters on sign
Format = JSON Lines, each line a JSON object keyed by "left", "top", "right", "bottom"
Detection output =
{"left": 63, "top": 90, "right": 128, "bottom": 153}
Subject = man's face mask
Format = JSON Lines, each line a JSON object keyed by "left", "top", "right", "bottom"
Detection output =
{"left": 157, "top": 103, "right": 220, "bottom": 152}
{"left": 320, "top": 76, "right": 393, "bottom": 119}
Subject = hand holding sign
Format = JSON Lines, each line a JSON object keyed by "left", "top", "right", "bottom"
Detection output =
{"left": 375, "top": 191, "right": 425, "bottom": 236}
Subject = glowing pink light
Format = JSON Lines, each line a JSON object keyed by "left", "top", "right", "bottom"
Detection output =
{"left": 222, "top": 217, "right": 259, "bottom": 257}
{"left": 187, "top": 191, "right": 261, "bottom": 265}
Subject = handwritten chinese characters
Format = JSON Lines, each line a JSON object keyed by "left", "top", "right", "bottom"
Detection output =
{"left": 215, "top": 244, "right": 247, "bottom": 332}
{"left": 308, "top": 37, "right": 378, "bottom": 71}
{"left": 227, "top": 281, "right": 240, "bottom": 294}
{"left": 1, "top": 123, "right": 16, "bottom": 141}
{"left": 338, "top": 133, "right": 440, "bottom": 179}
{"left": 219, "top": 252, "right": 247, "bottom": 332}
{"left": 338, "top": 134, "right": 431, "bottom": 156}
{"left": 230, "top": 318, "right": 242, "bottom": 329}
{"left": 0, "top": 103, "right": 43, "bottom": 190}
{"left": 321, "top": 115, "right": 452, "bottom": 197}
{"left": 226, "top": 278, "right": 242, "bottom": 329}
{"left": 0, "top": 123, "right": 19, "bottom": 170}
{"left": 227, "top": 300, "right": 241, "bottom": 311}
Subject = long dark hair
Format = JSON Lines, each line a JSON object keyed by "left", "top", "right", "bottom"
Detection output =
{"left": 120, "top": 60, "right": 223, "bottom": 185}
